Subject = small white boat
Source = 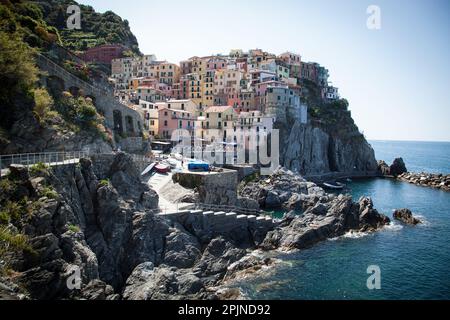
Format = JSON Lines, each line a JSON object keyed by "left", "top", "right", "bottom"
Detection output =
{"left": 323, "top": 182, "right": 344, "bottom": 190}
{"left": 141, "top": 163, "right": 155, "bottom": 176}
{"left": 167, "top": 158, "right": 178, "bottom": 169}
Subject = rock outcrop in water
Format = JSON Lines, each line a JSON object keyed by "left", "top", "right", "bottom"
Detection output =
{"left": 397, "top": 172, "right": 450, "bottom": 191}
{"left": 377, "top": 158, "right": 407, "bottom": 177}
{"left": 262, "top": 196, "right": 390, "bottom": 250}
{"left": 239, "top": 168, "right": 326, "bottom": 210}
{"left": 378, "top": 159, "right": 449, "bottom": 191}
{"left": 393, "top": 208, "right": 421, "bottom": 225}
{"left": 239, "top": 168, "right": 391, "bottom": 251}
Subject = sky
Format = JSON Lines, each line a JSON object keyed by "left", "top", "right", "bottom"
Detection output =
{"left": 78, "top": 0, "right": 450, "bottom": 142}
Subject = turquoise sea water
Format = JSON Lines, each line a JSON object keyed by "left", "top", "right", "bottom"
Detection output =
{"left": 237, "top": 140, "right": 450, "bottom": 300}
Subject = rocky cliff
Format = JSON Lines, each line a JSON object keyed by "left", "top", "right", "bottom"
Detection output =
{"left": 276, "top": 82, "right": 378, "bottom": 177}
{"left": 281, "top": 121, "right": 378, "bottom": 176}
{"left": 0, "top": 161, "right": 390, "bottom": 300}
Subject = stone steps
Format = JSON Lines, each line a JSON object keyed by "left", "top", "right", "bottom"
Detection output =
{"left": 159, "top": 209, "right": 275, "bottom": 236}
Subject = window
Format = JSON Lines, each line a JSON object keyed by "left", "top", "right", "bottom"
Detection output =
{"left": 218, "top": 113, "right": 222, "bottom": 118}
{"left": 164, "top": 120, "right": 168, "bottom": 126}
{"left": 164, "top": 111, "right": 168, "bottom": 116}
{"left": 150, "top": 120, "right": 155, "bottom": 125}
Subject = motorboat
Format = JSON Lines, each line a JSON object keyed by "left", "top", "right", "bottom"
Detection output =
{"left": 322, "top": 182, "right": 344, "bottom": 190}
{"left": 155, "top": 163, "right": 170, "bottom": 174}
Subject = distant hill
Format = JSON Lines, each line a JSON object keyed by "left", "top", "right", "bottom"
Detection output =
{"left": 33, "top": 0, "right": 141, "bottom": 56}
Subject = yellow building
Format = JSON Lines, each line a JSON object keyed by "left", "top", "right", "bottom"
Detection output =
{"left": 203, "top": 106, "right": 237, "bottom": 130}
{"left": 202, "top": 70, "right": 215, "bottom": 108}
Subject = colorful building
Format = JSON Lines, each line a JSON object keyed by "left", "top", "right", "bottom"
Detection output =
{"left": 83, "top": 44, "right": 126, "bottom": 64}
{"left": 158, "top": 108, "right": 195, "bottom": 139}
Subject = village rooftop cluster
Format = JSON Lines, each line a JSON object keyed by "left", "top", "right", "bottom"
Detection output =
{"left": 88, "top": 46, "right": 340, "bottom": 143}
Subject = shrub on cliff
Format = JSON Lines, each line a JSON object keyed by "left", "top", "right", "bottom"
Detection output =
{"left": 33, "top": 87, "right": 58, "bottom": 124}
{"left": 0, "top": 30, "right": 39, "bottom": 129}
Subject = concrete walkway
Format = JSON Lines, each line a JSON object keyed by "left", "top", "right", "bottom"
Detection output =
{"left": 145, "top": 157, "right": 194, "bottom": 214}
{"left": 1, "top": 158, "right": 81, "bottom": 178}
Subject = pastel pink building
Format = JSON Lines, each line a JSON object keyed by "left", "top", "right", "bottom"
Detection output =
{"left": 158, "top": 108, "right": 195, "bottom": 139}
{"left": 207, "top": 57, "right": 227, "bottom": 71}
{"left": 255, "top": 80, "right": 285, "bottom": 97}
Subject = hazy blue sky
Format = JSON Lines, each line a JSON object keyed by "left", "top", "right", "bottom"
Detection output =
{"left": 79, "top": 0, "right": 450, "bottom": 142}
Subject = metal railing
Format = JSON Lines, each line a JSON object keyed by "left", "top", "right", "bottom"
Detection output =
{"left": 0, "top": 151, "right": 91, "bottom": 176}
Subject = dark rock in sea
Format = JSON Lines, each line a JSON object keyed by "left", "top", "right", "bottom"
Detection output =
{"left": 239, "top": 168, "right": 325, "bottom": 210}
{"left": 261, "top": 195, "right": 390, "bottom": 251}
{"left": 390, "top": 158, "right": 407, "bottom": 177}
{"left": 377, "top": 160, "right": 391, "bottom": 176}
{"left": 393, "top": 208, "right": 421, "bottom": 225}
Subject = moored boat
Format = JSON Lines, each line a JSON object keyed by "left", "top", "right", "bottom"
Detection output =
{"left": 155, "top": 163, "right": 170, "bottom": 174}
{"left": 322, "top": 182, "right": 344, "bottom": 190}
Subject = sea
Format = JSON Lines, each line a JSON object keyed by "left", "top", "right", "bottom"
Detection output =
{"left": 235, "top": 140, "right": 450, "bottom": 300}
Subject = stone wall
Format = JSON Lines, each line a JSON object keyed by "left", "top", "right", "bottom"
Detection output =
{"left": 173, "top": 170, "right": 239, "bottom": 205}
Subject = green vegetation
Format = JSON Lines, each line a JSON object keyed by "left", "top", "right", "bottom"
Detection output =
{"left": 40, "top": 186, "right": 58, "bottom": 199}
{"left": 0, "top": 177, "right": 16, "bottom": 195}
{"left": 29, "top": 162, "right": 49, "bottom": 176}
{"left": 57, "top": 93, "right": 106, "bottom": 134}
{"left": 67, "top": 224, "right": 80, "bottom": 233}
{"left": 33, "top": 87, "right": 60, "bottom": 124}
{"left": 34, "top": 0, "right": 141, "bottom": 55}
{"left": 0, "top": 225, "right": 34, "bottom": 274}
{"left": 98, "top": 179, "right": 110, "bottom": 188}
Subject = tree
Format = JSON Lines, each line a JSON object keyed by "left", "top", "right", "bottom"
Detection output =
{"left": 0, "top": 31, "right": 39, "bottom": 128}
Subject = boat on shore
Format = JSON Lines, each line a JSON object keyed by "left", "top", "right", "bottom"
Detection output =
{"left": 322, "top": 182, "right": 344, "bottom": 190}
{"left": 155, "top": 163, "right": 171, "bottom": 174}
{"left": 141, "top": 163, "right": 155, "bottom": 176}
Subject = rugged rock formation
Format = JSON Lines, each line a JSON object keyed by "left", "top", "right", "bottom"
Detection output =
{"left": 0, "top": 153, "right": 164, "bottom": 299}
{"left": 239, "top": 167, "right": 326, "bottom": 210}
{"left": 262, "top": 196, "right": 390, "bottom": 250}
{"left": 239, "top": 168, "right": 390, "bottom": 251}
{"left": 397, "top": 172, "right": 450, "bottom": 191}
{"left": 377, "top": 158, "right": 408, "bottom": 177}
{"left": 393, "top": 208, "right": 421, "bottom": 225}
{"left": 389, "top": 158, "right": 407, "bottom": 177}
{"left": 1, "top": 112, "right": 113, "bottom": 155}
{"left": 281, "top": 122, "right": 378, "bottom": 176}
{"left": 1, "top": 161, "right": 391, "bottom": 300}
